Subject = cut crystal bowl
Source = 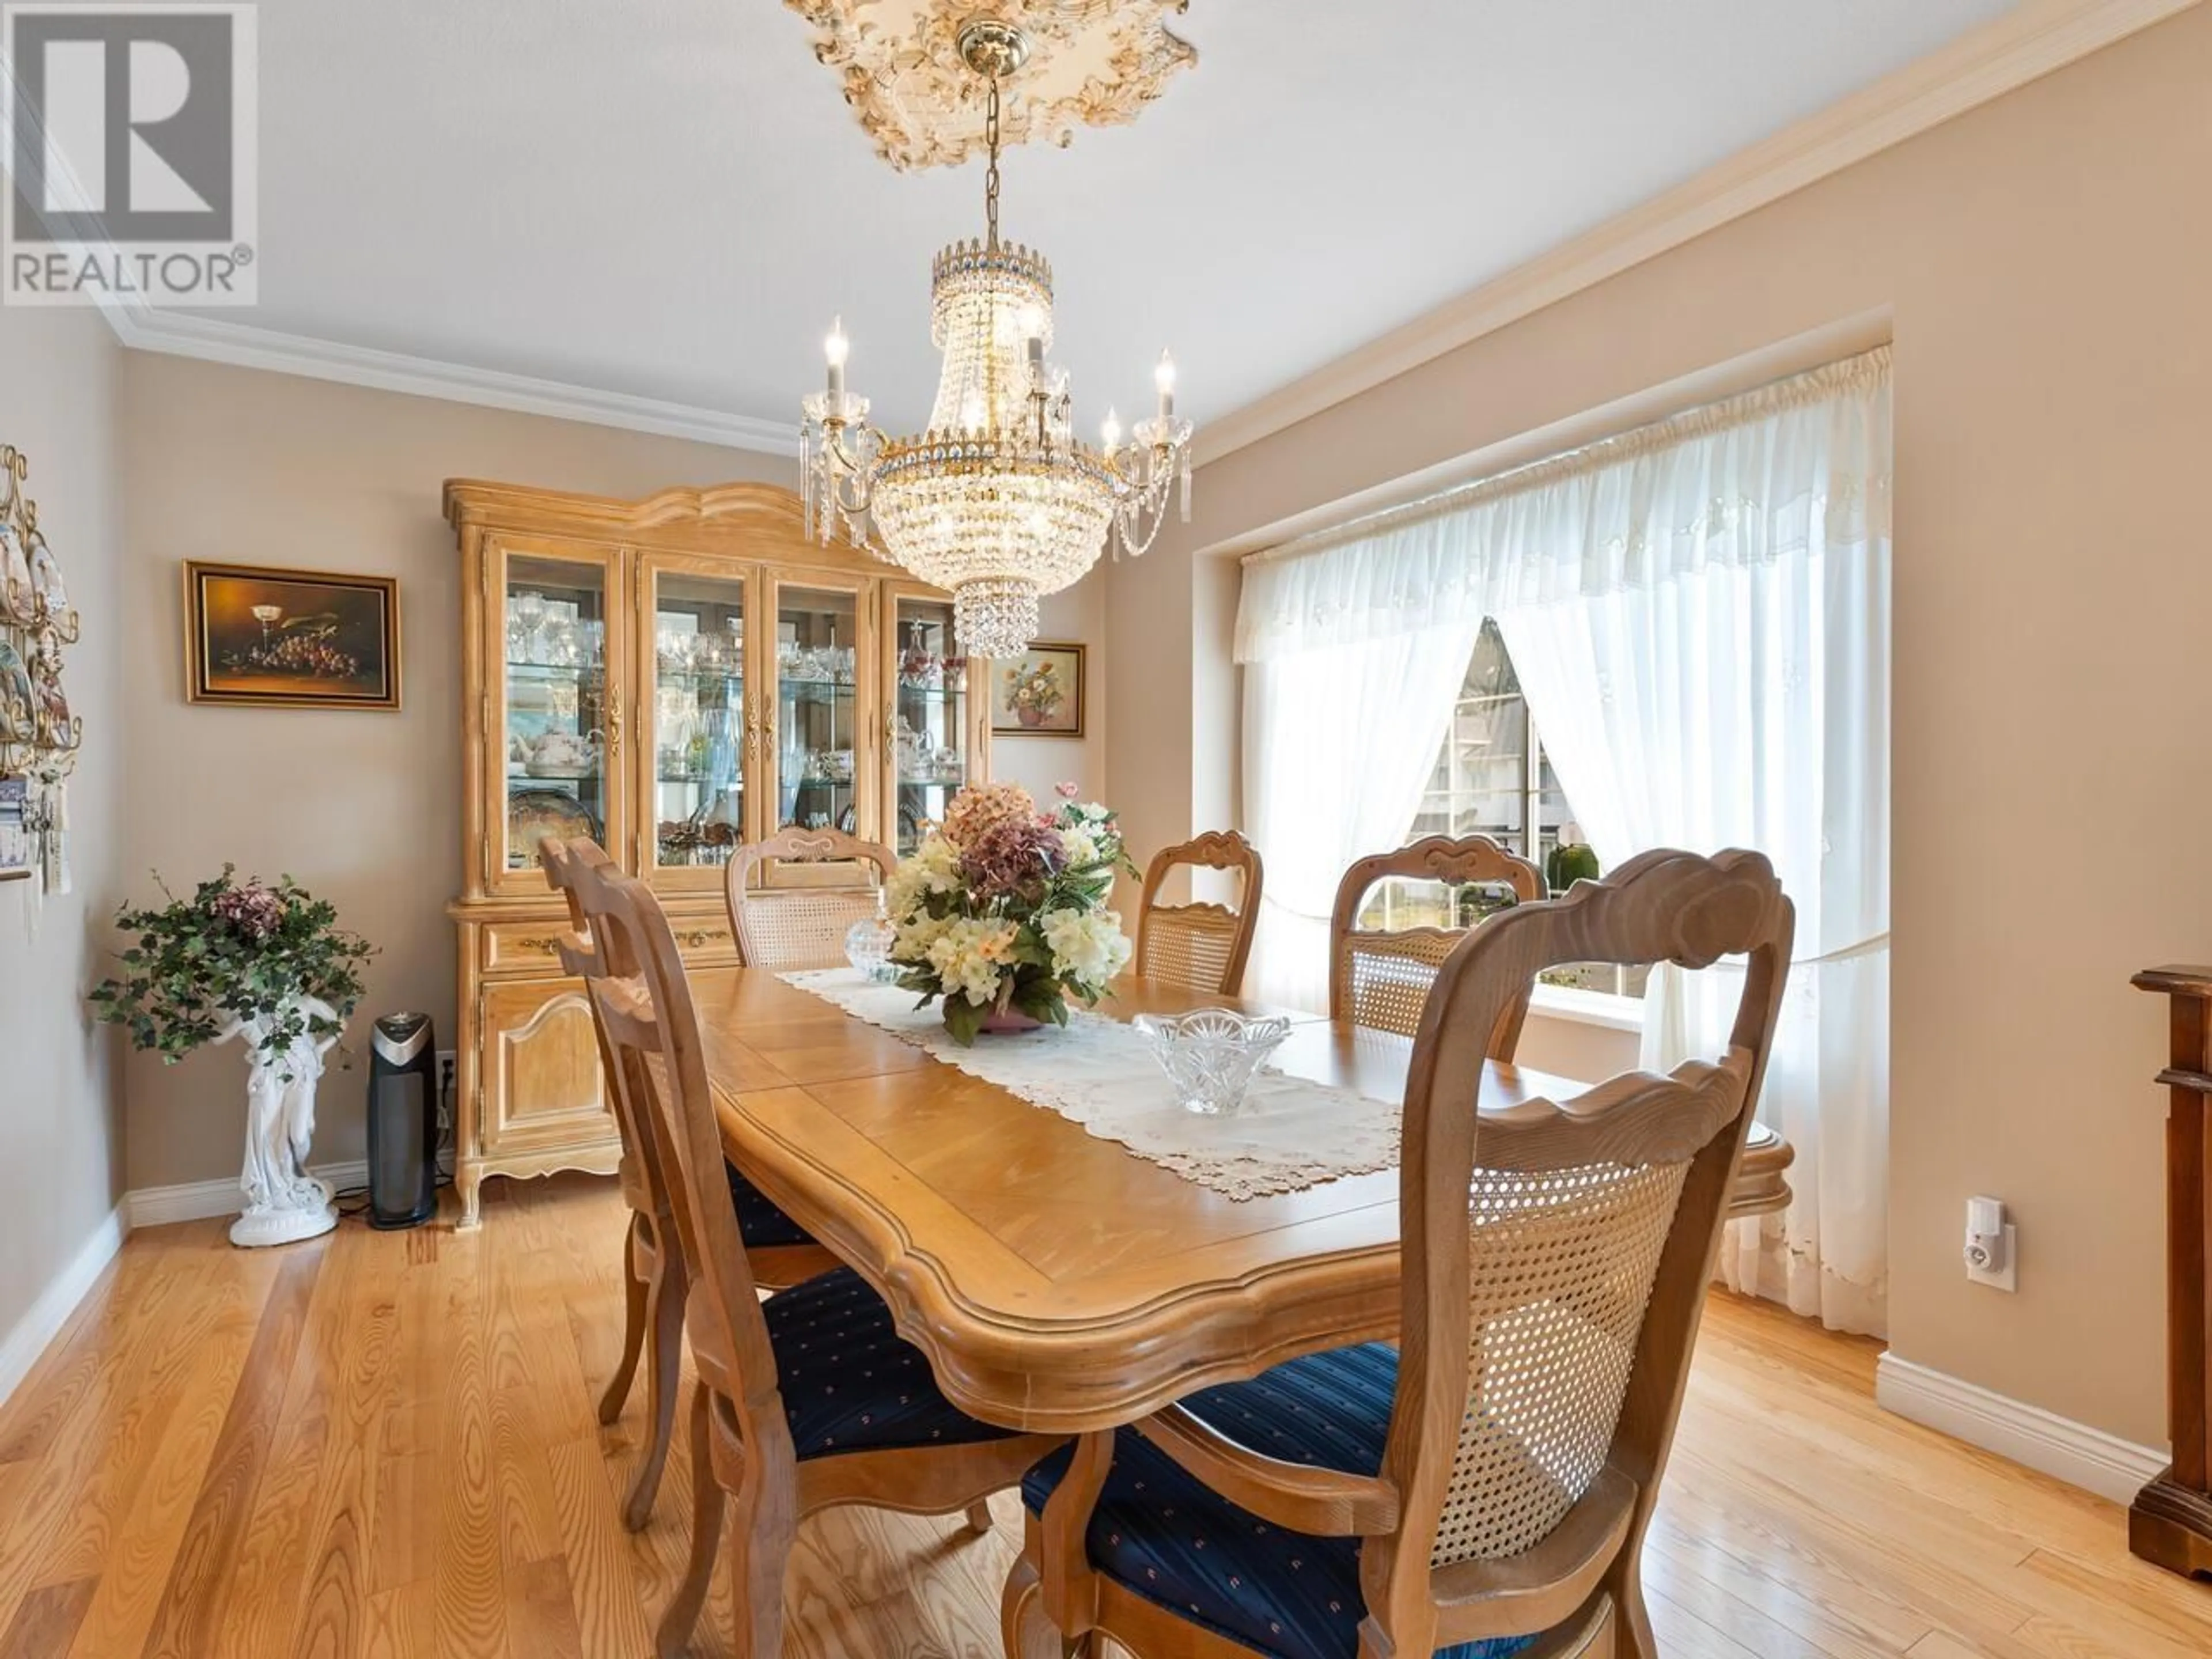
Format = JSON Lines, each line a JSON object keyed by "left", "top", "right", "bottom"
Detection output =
{"left": 1132, "top": 1007, "right": 1292, "bottom": 1116}
{"left": 844, "top": 913, "right": 899, "bottom": 982}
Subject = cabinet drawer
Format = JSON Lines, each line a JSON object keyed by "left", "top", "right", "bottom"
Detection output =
{"left": 668, "top": 918, "right": 739, "bottom": 965}
{"left": 481, "top": 922, "right": 575, "bottom": 978}
{"left": 480, "top": 915, "right": 736, "bottom": 977}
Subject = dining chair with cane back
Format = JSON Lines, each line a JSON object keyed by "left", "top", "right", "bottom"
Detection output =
{"left": 1007, "top": 847, "right": 1794, "bottom": 1659}
{"left": 563, "top": 855, "right": 1065, "bottom": 1659}
{"left": 1134, "top": 830, "right": 1265, "bottom": 997}
{"left": 542, "top": 837, "right": 836, "bottom": 1533}
{"left": 1331, "top": 835, "right": 1547, "bottom": 1054}
{"left": 725, "top": 825, "right": 899, "bottom": 970}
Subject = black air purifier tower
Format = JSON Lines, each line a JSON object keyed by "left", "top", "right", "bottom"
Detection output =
{"left": 367, "top": 1012, "right": 438, "bottom": 1229}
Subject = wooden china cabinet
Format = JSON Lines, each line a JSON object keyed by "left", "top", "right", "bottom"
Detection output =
{"left": 443, "top": 479, "right": 990, "bottom": 1227}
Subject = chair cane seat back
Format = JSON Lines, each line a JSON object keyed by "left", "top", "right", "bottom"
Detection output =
{"left": 725, "top": 827, "right": 897, "bottom": 972}
{"left": 1135, "top": 831, "right": 1264, "bottom": 997}
{"left": 1330, "top": 835, "right": 1546, "bottom": 1047}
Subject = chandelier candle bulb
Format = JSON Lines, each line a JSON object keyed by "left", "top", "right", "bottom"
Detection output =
{"left": 1155, "top": 350, "right": 1176, "bottom": 422}
{"left": 824, "top": 317, "right": 849, "bottom": 399}
{"left": 1101, "top": 407, "right": 1122, "bottom": 452}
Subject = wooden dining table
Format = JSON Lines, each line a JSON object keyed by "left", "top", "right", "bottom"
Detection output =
{"left": 699, "top": 966, "right": 1605, "bottom": 1435}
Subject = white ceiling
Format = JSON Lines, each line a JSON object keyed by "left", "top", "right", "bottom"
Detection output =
{"left": 244, "top": 0, "right": 2018, "bottom": 445}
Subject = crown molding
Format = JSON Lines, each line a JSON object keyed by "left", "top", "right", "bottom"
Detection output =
{"left": 104, "top": 306, "right": 799, "bottom": 456}
{"left": 1197, "top": 0, "right": 2203, "bottom": 465}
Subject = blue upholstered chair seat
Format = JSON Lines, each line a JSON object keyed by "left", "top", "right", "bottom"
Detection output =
{"left": 765, "top": 1266, "right": 1020, "bottom": 1460}
{"left": 1022, "top": 1344, "right": 1536, "bottom": 1659}
{"left": 726, "top": 1159, "right": 816, "bottom": 1248}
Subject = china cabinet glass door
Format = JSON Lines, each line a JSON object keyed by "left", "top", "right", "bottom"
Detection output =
{"left": 884, "top": 586, "right": 976, "bottom": 856}
{"left": 768, "top": 575, "right": 873, "bottom": 840}
{"left": 491, "top": 537, "right": 624, "bottom": 893}
{"left": 640, "top": 556, "right": 756, "bottom": 887}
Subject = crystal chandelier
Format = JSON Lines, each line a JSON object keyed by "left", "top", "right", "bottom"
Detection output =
{"left": 798, "top": 17, "right": 1194, "bottom": 660}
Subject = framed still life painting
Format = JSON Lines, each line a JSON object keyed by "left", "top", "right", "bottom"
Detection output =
{"left": 989, "top": 641, "right": 1086, "bottom": 738}
{"left": 184, "top": 562, "right": 400, "bottom": 710}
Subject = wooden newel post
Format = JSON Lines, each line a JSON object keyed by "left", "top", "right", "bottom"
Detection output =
{"left": 2130, "top": 964, "right": 2212, "bottom": 1578}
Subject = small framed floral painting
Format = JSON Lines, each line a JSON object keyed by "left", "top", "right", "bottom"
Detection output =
{"left": 184, "top": 562, "right": 400, "bottom": 710}
{"left": 990, "top": 642, "right": 1085, "bottom": 738}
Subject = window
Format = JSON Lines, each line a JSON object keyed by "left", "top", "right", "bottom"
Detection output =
{"left": 1362, "top": 619, "right": 1646, "bottom": 999}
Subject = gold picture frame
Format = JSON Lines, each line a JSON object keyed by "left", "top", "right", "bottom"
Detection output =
{"left": 184, "top": 562, "right": 401, "bottom": 710}
{"left": 988, "top": 640, "right": 1085, "bottom": 738}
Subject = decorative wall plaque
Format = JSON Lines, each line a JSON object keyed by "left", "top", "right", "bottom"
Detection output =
{"left": 783, "top": 1, "right": 1198, "bottom": 171}
{"left": 0, "top": 445, "right": 80, "bottom": 893}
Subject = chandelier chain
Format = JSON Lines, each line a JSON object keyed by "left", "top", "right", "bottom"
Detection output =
{"left": 983, "top": 77, "right": 1002, "bottom": 249}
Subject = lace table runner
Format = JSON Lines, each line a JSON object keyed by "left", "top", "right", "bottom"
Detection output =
{"left": 781, "top": 971, "right": 1402, "bottom": 1200}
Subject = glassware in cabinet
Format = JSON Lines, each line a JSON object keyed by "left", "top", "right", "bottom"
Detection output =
{"left": 769, "top": 577, "right": 872, "bottom": 838}
{"left": 494, "top": 544, "right": 621, "bottom": 891}
{"left": 884, "top": 588, "right": 975, "bottom": 856}
{"left": 641, "top": 559, "right": 755, "bottom": 882}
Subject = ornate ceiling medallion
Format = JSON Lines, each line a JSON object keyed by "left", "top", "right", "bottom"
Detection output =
{"left": 783, "top": 1, "right": 1197, "bottom": 172}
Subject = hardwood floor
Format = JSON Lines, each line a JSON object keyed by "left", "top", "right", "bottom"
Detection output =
{"left": 0, "top": 1173, "right": 2199, "bottom": 1658}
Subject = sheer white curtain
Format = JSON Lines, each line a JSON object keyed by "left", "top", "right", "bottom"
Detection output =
{"left": 1237, "top": 349, "right": 1891, "bottom": 1334}
{"left": 1241, "top": 624, "right": 1479, "bottom": 1012}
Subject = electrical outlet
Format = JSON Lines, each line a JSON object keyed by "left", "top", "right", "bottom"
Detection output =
{"left": 435, "top": 1051, "right": 456, "bottom": 1134}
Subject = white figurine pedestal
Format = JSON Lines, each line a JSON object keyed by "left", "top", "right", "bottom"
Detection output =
{"left": 224, "top": 997, "right": 342, "bottom": 1249}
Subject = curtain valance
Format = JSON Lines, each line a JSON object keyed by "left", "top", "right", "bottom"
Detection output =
{"left": 1234, "top": 347, "right": 1892, "bottom": 663}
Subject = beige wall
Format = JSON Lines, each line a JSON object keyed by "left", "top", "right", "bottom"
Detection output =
{"left": 114, "top": 355, "right": 1112, "bottom": 1192}
{"left": 0, "top": 304, "right": 126, "bottom": 1355}
{"left": 990, "top": 571, "right": 1109, "bottom": 806}
{"left": 115, "top": 359, "right": 778, "bottom": 1188}
{"left": 1111, "top": 6, "right": 2212, "bottom": 1445}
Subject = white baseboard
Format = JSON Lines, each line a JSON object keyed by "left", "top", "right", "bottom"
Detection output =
{"left": 124, "top": 1151, "right": 456, "bottom": 1230}
{"left": 1876, "top": 1353, "right": 2168, "bottom": 1504}
{"left": 127, "top": 1158, "right": 371, "bottom": 1229}
{"left": 0, "top": 1205, "right": 128, "bottom": 1411}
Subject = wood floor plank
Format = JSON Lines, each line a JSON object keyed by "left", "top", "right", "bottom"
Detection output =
{"left": 0, "top": 1175, "right": 2184, "bottom": 1659}
{"left": 28, "top": 1249, "right": 237, "bottom": 1592}
{"left": 0, "top": 1577, "right": 97, "bottom": 1659}
{"left": 140, "top": 1244, "right": 324, "bottom": 1659}
{"left": 544, "top": 1437, "right": 655, "bottom": 1659}
{"left": 57, "top": 1248, "right": 286, "bottom": 1659}
{"left": 357, "top": 1577, "right": 433, "bottom": 1659}
{"left": 507, "top": 1554, "right": 588, "bottom": 1659}
{"left": 206, "top": 1226, "right": 368, "bottom": 1659}
{"left": 283, "top": 1241, "right": 403, "bottom": 1659}
{"left": 0, "top": 1243, "right": 223, "bottom": 1629}
{"left": 0, "top": 1230, "right": 204, "bottom": 1463}
{"left": 367, "top": 1227, "right": 445, "bottom": 1599}
{"left": 429, "top": 1228, "right": 506, "bottom": 1659}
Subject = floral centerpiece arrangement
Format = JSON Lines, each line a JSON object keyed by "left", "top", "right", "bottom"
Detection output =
{"left": 887, "top": 781, "right": 1136, "bottom": 1044}
{"left": 90, "top": 868, "right": 376, "bottom": 1247}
